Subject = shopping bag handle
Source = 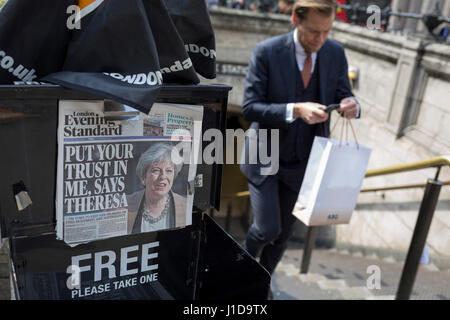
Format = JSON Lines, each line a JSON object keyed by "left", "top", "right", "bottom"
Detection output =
{"left": 330, "top": 114, "right": 360, "bottom": 150}
{"left": 347, "top": 119, "right": 360, "bottom": 150}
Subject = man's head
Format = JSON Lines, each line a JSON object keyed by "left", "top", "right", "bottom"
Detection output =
{"left": 291, "top": 0, "right": 337, "bottom": 53}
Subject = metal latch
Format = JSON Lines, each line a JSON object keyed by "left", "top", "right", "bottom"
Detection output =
{"left": 13, "top": 181, "right": 32, "bottom": 211}
{"left": 194, "top": 174, "right": 203, "bottom": 188}
{"left": 187, "top": 174, "right": 203, "bottom": 195}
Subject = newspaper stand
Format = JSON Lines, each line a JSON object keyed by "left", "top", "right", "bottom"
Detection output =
{"left": 0, "top": 84, "right": 270, "bottom": 300}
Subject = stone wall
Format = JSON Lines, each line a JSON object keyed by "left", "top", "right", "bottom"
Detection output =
{"left": 206, "top": 7, "right": 450, "bottom": 267}
{"left": 201, "top": 9, "right": 292, "bottom": 110}
{"left": 390, "top": 0, "right": 450, "bottom": 35}
{"left": 329, "top": 20, "right": 450, "bottom": 268}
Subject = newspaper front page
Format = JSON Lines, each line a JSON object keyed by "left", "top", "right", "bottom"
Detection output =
{"left": 56, "top": 100, "right": 203, "bottom": 245}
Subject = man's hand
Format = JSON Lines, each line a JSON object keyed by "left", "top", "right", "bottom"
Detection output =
{"left": 293, "top": 102, "right": 329, "bottom": 125}
{"left": 338, "top": 97, "right": 358, "bottom": 119}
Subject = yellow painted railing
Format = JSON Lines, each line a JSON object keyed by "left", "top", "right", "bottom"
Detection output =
{"left": 222, "top": 155, "right": 449, "bottom": 300}
{"left": 363, "top": 155, "right": 450, "bottom": 192}
{"left": 227, "top": 155, "right": 450, "bottom": 197}
{"left": 0, "top": 0, "right": 7, "bottom": 10}
{"left": 365, "top": 156, "right": 450, "bottom": 178}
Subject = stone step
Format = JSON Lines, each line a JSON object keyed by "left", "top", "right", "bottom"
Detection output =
{"left": 0, "top": 253, "right": 8, "bottom": 264}
{"left": 277, "top": 260, "right": 399, "bottom": 300}
{"left": 298, "top": 273, "right": 327, "bottom": 283}
{"left": 365, "top": 295, "right": 396, "bottom": 300}
{"left": 317, "top": 279, "right": 347, "bottom": 290}
{"left": 0, "top": 263, "right": 8, "bottom": 279}
{"left": 278, "top": 262, "right": 329, "bottom": 283}
{"left": 0, "top": 279, "right": 10, "bottom": 300}
{"left": 337, "top": 286, "right": 373, "bottom": 300}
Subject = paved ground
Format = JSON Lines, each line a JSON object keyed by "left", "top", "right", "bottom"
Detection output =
{"left": 217, "top": 216, "right": 450, "bottom": 300}
{"left": 273, "top": 245, "right": 450, "bottom": 300}
{"left": 0, "top": 244, "right": 10, "bottom": 300}
{"left": 1, "top": 217, "right": 449, "bottom": 300}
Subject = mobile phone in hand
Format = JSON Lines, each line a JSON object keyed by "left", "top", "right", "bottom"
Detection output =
{"left": 325, "top": 104, "right": 340, "bottom": 113}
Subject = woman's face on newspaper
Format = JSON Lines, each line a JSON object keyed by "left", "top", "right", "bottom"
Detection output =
{"left": 145, "top": 161, "right": 175, "bottom": 198}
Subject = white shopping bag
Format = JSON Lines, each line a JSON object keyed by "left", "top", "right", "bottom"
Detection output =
{"left": 293, "top": 136, "right": 371, "bottom": 226}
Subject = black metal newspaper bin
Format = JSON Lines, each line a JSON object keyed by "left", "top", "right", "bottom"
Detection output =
{"left": 0, "top": 84, "right": 270, "bottom": 300}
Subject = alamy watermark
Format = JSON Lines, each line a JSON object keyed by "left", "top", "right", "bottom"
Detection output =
{"left": 171, "top": 121, "right": 280, "bottom": 176}
{"left": 366, "top": 5, "right": 382, "bottom": 30}
{"left": 67, "top": 264, "right": 82, "bottom": 290}
{"left": 366, "top": 265, "right": 381, "bottom": 290}
{"left": 66, "top": 5, "right": 82, "bottom": 30}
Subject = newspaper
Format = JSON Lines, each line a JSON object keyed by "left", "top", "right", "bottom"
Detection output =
{"left": 56, "top": 100, "right": 203, "bottom": 245}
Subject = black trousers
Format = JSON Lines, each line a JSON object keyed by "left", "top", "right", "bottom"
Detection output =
{"left": 244, "top": 173, "right": 301, "bottom": 275}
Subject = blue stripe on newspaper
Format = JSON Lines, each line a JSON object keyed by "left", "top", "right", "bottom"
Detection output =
{"left": 64, "top": 136, "right": 171, "bottom": 142}
{"left": 64, "top": 209, "right": 127, "bottom": 217}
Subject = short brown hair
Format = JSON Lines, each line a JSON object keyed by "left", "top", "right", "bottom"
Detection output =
{"left": 293, "top": 0, "right": 337, "bottom": 22}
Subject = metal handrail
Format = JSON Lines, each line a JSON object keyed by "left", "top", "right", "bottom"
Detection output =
{"left": 0, "top": 0, "right": 7, "bottom": 11}
{"left": 365, "top": 156, "right": 450, "bottom": 178}
{"left": 361, "top": 155, "right": 450, "bottom": 193}
{"left": 361, "top": 180, "right": 450, "bottom": 193}
{"left": 225, "top": 156, "right": 450, "bottom": 197}
{"left": 221, "top": 155, "right": 448, "bottom": 299}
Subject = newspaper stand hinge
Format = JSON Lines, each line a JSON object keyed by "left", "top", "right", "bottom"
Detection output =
{"left": 188, "top": 174, "right": 203, "bottom": 196}
{"left": 194, "top": 174, "right": 203, "bottom": 188}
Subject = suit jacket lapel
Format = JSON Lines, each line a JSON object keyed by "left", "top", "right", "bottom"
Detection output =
{"left": 280, "top": 32, "right": 297, "bottom": 100}
{"left": 318, "top": 41, "right": 330, "bottom": 105}
{"left": 318, "top": 41, "right": 331, "bottom": 137}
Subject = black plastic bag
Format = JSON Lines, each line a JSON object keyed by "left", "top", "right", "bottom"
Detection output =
{"left": 0, "top": 0, "right": 215, "bottom": 114}
{"left": 0, "top": 0, "right": 76, "bottom": 84}
{"left": 163, "top": 0, "right": 217, "bottom": 79}
{"left": 45, "top": 0, "right": 199, "bottom": 114}
{"left": 142, "top": 0, "right": 200, "bottom": 84}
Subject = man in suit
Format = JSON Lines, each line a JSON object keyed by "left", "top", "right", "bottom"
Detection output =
{"left": 240, "top": 0, "right": 360, "bottom": 276}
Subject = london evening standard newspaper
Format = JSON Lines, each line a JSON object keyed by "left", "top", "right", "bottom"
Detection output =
{"left": 56, "top": 100, "right": 203, "bottom": 245}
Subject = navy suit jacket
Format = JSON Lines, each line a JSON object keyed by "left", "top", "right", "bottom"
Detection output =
{"left": 240, "top": 31, "right": 354, "bottom": 187}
